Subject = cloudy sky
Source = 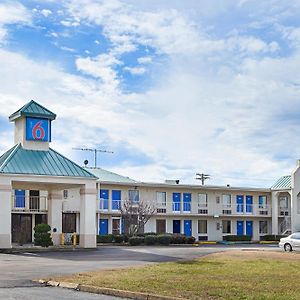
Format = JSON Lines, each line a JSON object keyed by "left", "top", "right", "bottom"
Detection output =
{"left": 0, "top": 0, "right": 300, "bottom": 187}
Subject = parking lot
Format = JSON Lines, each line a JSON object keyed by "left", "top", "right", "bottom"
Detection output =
{"left": 0, "top": 244, "right": 279, "bottom": 299}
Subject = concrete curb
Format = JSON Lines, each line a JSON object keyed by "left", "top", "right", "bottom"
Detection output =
{"left": 0, "top": 247, "right": 96, "bottom": 254}
{"left": 39, "top": 280, "right": 182, "bottom": 299}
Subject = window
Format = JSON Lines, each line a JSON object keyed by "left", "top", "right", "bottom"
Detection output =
{"left": 129, "top": 190, "right": 139, "bottom": 203}
{"left": 156, "top": 192, "right": 166, "bottom": 206}
{"left": 259, "top": 196, "right": 267, "bottom": 209}
{"left": 198, "top": 220, "right": 207, "bottom": 234}
{"left": 279, "top": 196, "right": 288, "bottom": 208}
{"left": 198, "top": 193, "right": 207, "bottom": 207}
{"left": 222, "top": 220, "right": 231, "bottom": 234}
{"left": 63, "top": 190, "right": 68, "bottom": 199}
{"left": 222, "top": 194, "right": 231, "bottom": 208}
{"left": 259, "top": 221, "right": 268, "bottom": 234}
{"left": 291, "top": 233, "right": 300, "bottom": 240}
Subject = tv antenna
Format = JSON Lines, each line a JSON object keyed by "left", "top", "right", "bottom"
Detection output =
{"left": 73, "top": 147, "right": 114, "bottom": 168}
{"left": 195, "top": 173, "right": 211, "bottom": 185}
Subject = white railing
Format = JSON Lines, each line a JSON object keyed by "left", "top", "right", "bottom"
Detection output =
{"left": 11, "top": 196, "right": 48, "bottom": 212}
{"left": 97, "top": 199, "right": 271, "bottom": 216}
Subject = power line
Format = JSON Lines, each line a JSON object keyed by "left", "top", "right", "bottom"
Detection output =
{"left": 73, "top": 147, "right": 114, "bottom": 168}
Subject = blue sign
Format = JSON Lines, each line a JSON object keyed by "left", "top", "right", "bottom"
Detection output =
{"left": 26, "top": 117, "right": 50, "bottom": 142}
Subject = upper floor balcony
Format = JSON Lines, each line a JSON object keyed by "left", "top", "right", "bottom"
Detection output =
{"left": 97, "top": 198, "right": 272, "bottom": 217}
{"left": 11, "top": 195, "right": 48, "bottom": 212}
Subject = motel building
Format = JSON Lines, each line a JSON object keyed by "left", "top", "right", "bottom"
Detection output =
{"left": 1, "top": 100, "right": 300, "bottom": 249}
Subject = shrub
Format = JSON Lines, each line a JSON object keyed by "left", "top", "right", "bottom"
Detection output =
{"left": 114, "top": 235, "right": 124, "bottom": 243}
{"left": 157, "top": 234, "right": 172, "bottom": 245}
{"left": 170, "top": 234, "right": 187, "bottom": 244}
{"left": 34, "top": 223, "right": 53, "bottom": 247}
{"left": 260, "top": 234, "right": 287, "bottom": 241}
{"left": 129, "top": 236, "right": 144, "bottom": 246}
{"left": 123, "top": 235, "right": 129, "bottom": 243}
{"left": 223, "top": 235, "right": 251, "bottom": 242}
{"left": 186, "top": 236, "right": 196, "bottom": 244}
{"left": 145, "top": 235, "right": 158, "bottom": 245}
{"left": 97, "top": 234, "right": 114, "bottom": 243}
{"left": 144, "top": 232, "right": 157, "bottom": 236}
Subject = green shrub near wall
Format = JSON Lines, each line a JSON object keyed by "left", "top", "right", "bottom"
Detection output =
{"left": 157, "top": 234, "right": 172, "bottom": 245}
{"left": 129, "top": 236, "right": 144, "bottom": 246}
{"left": 114, "top": 235, "right": 124, "bottom": 243}
{"left": 260, "top": 234, "right": 287, "bottom": 241}
{"left": 223, "top": 235, "right": 251, "bottom": 242}
{"left": 170, "top": 234, "right": 188, "bottom": 244}
{"left": 34, "top": 223, "right": 53, "bottom": 247}
{"left": 186, "top": 236, "right": 196, "bottom": 244}
{"left": 97, "top": 234, "right": 114, "bottom": 243}
{"left": 144, "top": 235, "right": 158, "bottom": 245}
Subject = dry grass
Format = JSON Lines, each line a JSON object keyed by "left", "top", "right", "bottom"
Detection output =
{"left": 53, "top": 250, "right": 300, "bottom": 299}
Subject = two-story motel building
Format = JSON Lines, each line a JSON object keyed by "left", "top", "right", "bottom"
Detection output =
{"left": 1, "top": 100, "right": 300, "bottom": 249}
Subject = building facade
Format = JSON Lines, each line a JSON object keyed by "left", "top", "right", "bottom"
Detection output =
{"left": 1, "top": 100, "right": 300, "bottom": 249}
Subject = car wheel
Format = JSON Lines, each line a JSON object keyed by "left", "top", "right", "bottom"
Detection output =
{"left": 284, "top": 243, "right": 292, "bottom": 252}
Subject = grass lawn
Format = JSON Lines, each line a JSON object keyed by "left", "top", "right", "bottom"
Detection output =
{"left": 53, "top": 250, "right": 300, "bottom": 300}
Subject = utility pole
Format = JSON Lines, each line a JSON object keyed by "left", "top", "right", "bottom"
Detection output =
{"left": 195, "top": 173, "right": 211, "bottom": 185}
{"left": 73, "top": 147, "right": 114, "bottom": 168}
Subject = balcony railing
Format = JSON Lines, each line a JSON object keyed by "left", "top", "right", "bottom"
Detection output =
{"left": 97, "top": 199, "right": 271, "bottom": 216}
{"left": 11, "top": 196, "right": 48, "bottom": 212}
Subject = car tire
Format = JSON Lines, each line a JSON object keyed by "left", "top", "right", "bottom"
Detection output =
{"left": 284, "top": 243, "right": 292, "bottom": 252}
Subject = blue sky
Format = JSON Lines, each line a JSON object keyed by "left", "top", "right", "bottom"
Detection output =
{"left": 1, "top": 0, "right": 300, "bottom": 187}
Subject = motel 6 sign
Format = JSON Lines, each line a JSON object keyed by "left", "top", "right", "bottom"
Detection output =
{"left": 26, "top": 117, "right": 51, "bottom": 142}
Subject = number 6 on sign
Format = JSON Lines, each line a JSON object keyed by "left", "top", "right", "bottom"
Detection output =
{"left": 26, "top": 117, "right": 50, "bottom": 142}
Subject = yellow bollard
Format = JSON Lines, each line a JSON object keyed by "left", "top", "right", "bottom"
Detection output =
{"left": 73, "top": 232, "right": 77, "bottom": 246}
{"left": 61, "top": 233, "right": 64, "bottom": 246}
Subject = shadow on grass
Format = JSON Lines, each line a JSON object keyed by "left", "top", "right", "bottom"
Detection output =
{"left": 176, "top": 259, "right": 224, "bottom": 266}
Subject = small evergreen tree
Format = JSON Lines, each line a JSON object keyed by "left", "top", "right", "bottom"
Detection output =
{"left": 34, "top": 223, "right": 53, "bottom": 247}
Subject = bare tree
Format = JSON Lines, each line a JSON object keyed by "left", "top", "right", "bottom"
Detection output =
{"left": 120, "top": 198, "right": 157, "bottom": 235}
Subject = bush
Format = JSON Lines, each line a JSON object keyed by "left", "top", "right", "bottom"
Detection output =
{"left": 123, "top": 235, "right": 129, "bottom": 243}
{"left": 129, "top": 236, "right": 144, "bottom": 246}
{"left": 170, "top": 234, "right": 187, "bottom": 244}
{"left": 114, "top": 235, "right": 124, "bottom": 243}
{"left": 223, "top": 235, "right": 251, "bottom": 242}
{"left": 186, "top": 236, "right": 196, "bottom": 244}
{"left": 157, "top": 234, "right": 172, "bottom": 245}
{"left": 97, "top": 234, "right": 114, "bottom": 243}
{"left": 260, "top": 234, "right": 287, "bottom": 241}
{"left": 34, "top": 223, "right": 53, "bottom": 247}
{"left": 145, "top": 235, "right": 158, "bottom": 245}
{"left": 144, "top": 232, "right": 157, "bottom": 236}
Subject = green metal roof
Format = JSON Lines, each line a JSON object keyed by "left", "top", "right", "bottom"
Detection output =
{"left": 271, "top": 175, "right": 291, "bottom": 190}
{"left": 87, "top": 168, "right": 137, "bottom": 183}
{"left": 0, "top": 144, "right": 97, "bottom": 178}
{"left": 9, "top": 100, "right": 56, "bottom": 121}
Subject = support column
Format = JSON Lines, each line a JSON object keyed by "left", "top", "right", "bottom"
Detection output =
{"left": 0, "top": 180, "right": 12, "bottom": 248}
{"left": 80, "top": 182, "right": 97, "bottom": 248}
{"left": 48, "top": 190, "right": 63, "bottom": 246}
{"left": 271, "top": 191, "right": 279, "bottom": 234}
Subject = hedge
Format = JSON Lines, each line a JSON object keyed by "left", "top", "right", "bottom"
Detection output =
{"left": 157, "top": 234, "right": 172, "bottom": 245}
{"left": 260, "top": 234, "right": 287, "bottom": 241}
{"left": 97, "top": 234, "right": 114, "bottom": 243}
{"left": 129, "top": 236, "right": 144, "bottom": 246}
{"left": 223, "top": 235, "right": 251, "bottom": 242}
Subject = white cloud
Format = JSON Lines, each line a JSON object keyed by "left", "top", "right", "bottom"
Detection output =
{"left": 41, "top": 9, "right": 52, "bottom": 17}
{"left": 0, "top": 1, "right": 31, "bottom": 43}
{"left": 138, "top": 56, "right": 152, "bottom": 64}
{"left": 123, "top": 66, "right": 146, "bottom": 75}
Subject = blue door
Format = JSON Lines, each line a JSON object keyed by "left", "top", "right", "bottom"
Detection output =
{"left": 112, "top": 190, "right": 121, "bottom": 210}
{"left": 15, "top": 189, "right": 25, "bottom": 208}
{"left": 184, "top": 220, "right": 192, "bottom": 236}
{"left": 100, "top": 189, "right": 109, "bottom": 210}
{"left": 173, "top": 193, "right": 181, "bottom": 212}
{"left": 246, "top": 196, "right": 253, "bottom": 213}
{"left": 236, "top": 195, "right": 244, "bottom": 213}
{"left": 183, "top": 193, "right": 191, "bottom": 212}
{"left": 173, "top": 220, "right": 181, "bottom": 233}
{"left": 99, "top": 219, "right": 108, "bottom": 235}
{"left": 237, "top": 220, "right": 244, "bottom": 235}
{"left": 246, "top": 221, "right": 253, "bottom": 237}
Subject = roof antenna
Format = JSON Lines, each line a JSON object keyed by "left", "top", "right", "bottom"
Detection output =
{"left": 73, "top": 147, "right": 114, "bottom": 168}
{"left": 195, "top": 173, "right": 211, "bottom": 185}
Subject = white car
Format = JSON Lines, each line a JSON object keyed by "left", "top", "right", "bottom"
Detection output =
{"left": 279, "top": 232, "right": 300, "bottom": 252}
